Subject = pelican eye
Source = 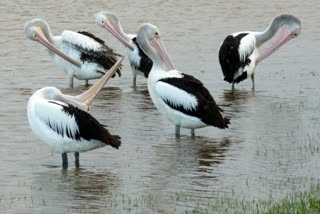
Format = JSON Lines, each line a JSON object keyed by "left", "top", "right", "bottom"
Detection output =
{"left": 293, "top": 32, "right": 298, "bottom": 37}
{"left": 155, "top": 32, "right": 159, "bottom": 36}
{"left": 33, "top": 34, "right": 38, "bottom": 39}
{"left": 101, "top": 20, "right": 105, "bottom": 24}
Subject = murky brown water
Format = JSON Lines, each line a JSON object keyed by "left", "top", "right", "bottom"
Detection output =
{"left": 1, "top": 0, "right": 320, "bottom": 213}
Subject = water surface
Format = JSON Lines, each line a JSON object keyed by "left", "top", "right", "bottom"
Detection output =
{"left": 1, "top": 0, "right": 320, "bottom": 213}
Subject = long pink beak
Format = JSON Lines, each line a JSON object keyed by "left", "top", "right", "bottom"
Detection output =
{"left": 103, "top": 20, "right": 134, "bottom": 51}
{"left": 36, "top": 27, "right": 81, "bottom": 68}
{"left": 256, "top": 25, "right": 293, "bottom": 64}
{"left": 75, "top": 56, "right": 124, "bottom": 109}
{"left": 149, "top": 37, "right": 175, "bottom": 71}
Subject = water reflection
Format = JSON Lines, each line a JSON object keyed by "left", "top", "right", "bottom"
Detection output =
{"left": 31, "top": 169, "right": 119, "bottom": 213}
{"left": 147, "top": 136, "right": 233, "bottom": 194}
{"left": 222, "top": 89, "right": 256, "bottom": 103}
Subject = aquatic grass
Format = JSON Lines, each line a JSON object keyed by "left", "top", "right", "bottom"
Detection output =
{"left": 265, "top": 188, "right": 320, "bottom": 214}
{"left": 95, "top": 181, "right": 320, "bottom": 214}
{"left": 270, "top": 102, "right": 290, "bottom": 113}
{"left": 1, "top": 183, "right": 320, "bottom": 214}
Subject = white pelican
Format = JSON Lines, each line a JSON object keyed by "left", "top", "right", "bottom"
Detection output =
{"left": 24, "top": 18, "right": 122, "bottom": 87}
{"left": 28, "top": 58, "right": 123, "bottom": 169}
{"left": 95, "top": 11, "right": 153, "bottom": 87}
{"left": 136, "top": 23, "right": 230, "bottom": 136}
{"left": 219, "top": 14, "right": 301, "bottom": 90}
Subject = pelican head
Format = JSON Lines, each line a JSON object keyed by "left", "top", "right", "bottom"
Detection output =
{"left": 137, "top": 23, "right": 174, "bottom": 71}
{"left": 24, "top": 19, "right": 51, "bottom": 42}
{"left": 95, "top": 11, "right": 134, "bottom": 51}
{"left": 24, "top": 19, "right": 81, "bottom": 68}
{"left": 36, "top": 86, "right": 89, "bottom": 112}
{"left": 278, "top": 14, "right": 301, "bottom": 38}
{"left": 255, "top": 14, "right": 302, "bottom": 63}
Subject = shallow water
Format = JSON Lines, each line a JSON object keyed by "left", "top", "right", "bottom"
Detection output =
{"left": 1, "top": 0, "right": 320, "bottom": 213}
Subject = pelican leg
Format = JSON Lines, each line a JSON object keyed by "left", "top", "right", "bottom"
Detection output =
{"left": 232, "top": 82, "right": 235, "bottom": 90}
{"left": 62, "top": 153, "right": 68, "bottom": 169}
{"left": 68, "top": 75, "right": 74, "bottom": 88}
{"left": 74, "top": 152, "right": 80, "bottom": 168}
{"left": 251, "top": 74, "right": 255, "bottom": 91}
{"left": 191, "top": 129, "right": 195, "bottom": 136}
{"left": 85, "top": 80, "right": 89, "bottom": 87}
{"left": 133, "top": 76, "right": 137, "bottom": 88}
{"left": 175, "top": 125, "right": 180, "bottom": 137}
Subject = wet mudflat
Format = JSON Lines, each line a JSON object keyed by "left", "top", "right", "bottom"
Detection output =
{"left": 0, "top": 0, "right": 320, "bottom": 213}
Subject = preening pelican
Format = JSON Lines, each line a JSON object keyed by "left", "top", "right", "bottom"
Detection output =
{"left": 95, "top": 11, "right": 153, "bottom": 87}
{"left": 136, "top": 23, "right": 230, "bottom": 136}
{"left": 219, "top": 14, "right": 301, "bottom": 90}
{"left": 27, "top": 58, "right": 123, "bottom": 169}
{"left": 24, "top": 19, "right": 122, "bottom": 87}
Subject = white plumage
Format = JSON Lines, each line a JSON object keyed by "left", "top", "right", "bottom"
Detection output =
{"left": 237, "top": 32, "right": 256, "bottom": 62}
{"left": 148, "top": 73, "right": 206, "bottom": 129}
{"left": 155, "top": 81, "right": 198, "bottom": 112}
{"left": 62, "top": 30, "right": 101, "bottom": 51}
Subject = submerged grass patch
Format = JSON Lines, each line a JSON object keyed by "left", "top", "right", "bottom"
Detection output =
{"left": 105, "top": 183, "right": 320, "bottom": 214}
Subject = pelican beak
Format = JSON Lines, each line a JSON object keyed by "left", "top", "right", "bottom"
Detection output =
{"left": 256, "top": 25, "right": 294, "bottom": 64}
{"left": 35, "top": 27, "right": 81, "bottom": 68}
{"left": 75, "top": 56, "right": 124, "bottom": 111}
{"left": 149, "top": 37, "right": 175, "bottom": 71}
{"left": 103, "top": 20, "right": 135, "bottom": 51}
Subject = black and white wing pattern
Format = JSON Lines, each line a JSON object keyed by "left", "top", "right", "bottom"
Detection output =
{"left": 62, "top": 30, "right": 122, "bottom": 77}
{"left": 130, "top": 37, "right": 153, "bottom": 78}
{"left": 34, "top": 99, "right": 121, "bottom": 149}
{"left": 156, "top": 74, "right": 230, "bottom": 129}
{"left": 219, "top": 32, "right": 256, "bottom": 83}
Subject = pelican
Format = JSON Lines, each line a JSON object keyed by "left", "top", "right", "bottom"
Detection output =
{"left": 95, "top": 11, "right": 153, "bottom": 87}
{"left": 27, "top": 58, "right": 123, "bottom": 169}
{"left": 219, "top": 14, "right": 301, "bottom": 90}
{"left": 24, "top": 18, "right": 122, "bottom": 87}
{"left": 136, "top": 23, "right": 230, "bottom": 136}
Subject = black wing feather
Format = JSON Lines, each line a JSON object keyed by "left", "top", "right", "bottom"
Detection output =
{"left": 158, "top": 74, "right": 230, "bottom": 129}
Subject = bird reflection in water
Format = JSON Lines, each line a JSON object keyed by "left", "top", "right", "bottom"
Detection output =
{"left": 31, "top": 168, "right": 119, "bottom": 213}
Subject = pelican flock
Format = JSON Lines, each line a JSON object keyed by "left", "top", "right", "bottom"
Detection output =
{"left": 24, "top": 13, "right": 301, "bottom": 168}
{"left": 219, "top": 14, "right": 301, "bottom": 90}
{"left": 28, "top": 58, "right": 123, "bottom": 169}
{"left": 95, "top": 11, "right": 153, "bottom": 87}
{"left": 24, "top": 19, "right": 122, "bottom": 87}
{"left": 136, "top": 23, "right": 230, "bottom": 136}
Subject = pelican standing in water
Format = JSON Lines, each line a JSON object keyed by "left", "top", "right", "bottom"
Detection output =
{"left": 28, "top": 58, "right": 123, "bottom": 169}
{"left": 24, "top": 19, "right": 122, "bottom": 87}
{"left": 136, "top": 24, "right": 230, "bottom": 136}
{"left": 219, "top": 14, "right": 301, "bottom": 90}
{"left": 95, "top": 11, "right": 153, "bottom": 87}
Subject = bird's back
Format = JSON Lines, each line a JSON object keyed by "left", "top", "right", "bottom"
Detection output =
{"left": 219, "top": 33, "right": 252, "bottom": 83}
{"left": 61, "top": 31, "right": 122, "bottom": 75}
{"left": 157, "top": 73, "right": 230, "bottom": 129}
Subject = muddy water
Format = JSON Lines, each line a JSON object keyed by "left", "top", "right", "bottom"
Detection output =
{"left": 1, "top": 0, "right": 320, "bottom": 213}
